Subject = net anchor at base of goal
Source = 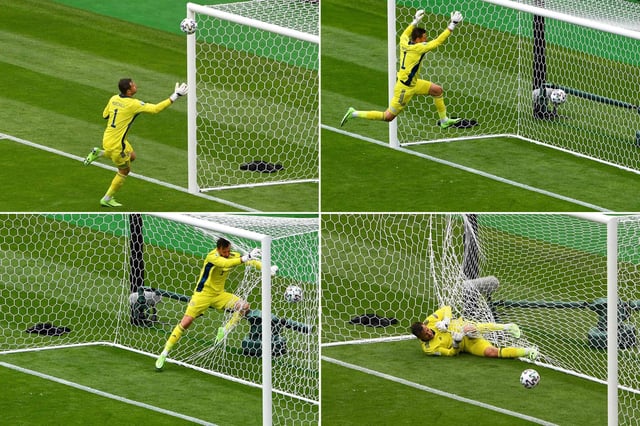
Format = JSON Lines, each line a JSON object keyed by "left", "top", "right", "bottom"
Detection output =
{"left": 491, "top": 297, "right": 639, "bottom": 350}
{"left": 533, "top": 91, "right": 560, "bottom": 121}
{"left": 587, "top": 298, "right": 638, "bottom": 350}
{"left": 129, "top": 289, "right": 163, "bottom": 327}
{"left": 241, "top": 309, "right": 312, "bottom": 357}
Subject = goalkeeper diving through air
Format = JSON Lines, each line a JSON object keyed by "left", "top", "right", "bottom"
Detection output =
{"left": 410, "top": 306, "right": 538, "bottom": 359}
{"left": 341, "top": 10, "right": 464, "bottom": 129}
{"left": 155, "top": 238, "right": 278, "bottom": 371}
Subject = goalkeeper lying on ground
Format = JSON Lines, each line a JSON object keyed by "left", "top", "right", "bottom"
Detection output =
{"left": 410, "top": 306, "right": 538, "bottom": 359}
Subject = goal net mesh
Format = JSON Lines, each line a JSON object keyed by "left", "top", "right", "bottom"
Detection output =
{"left": 0, "top": 213, "right": 319, "bottom": 425}
{"left": 393, "top": 0, "right": 640, "bottom": 173}
{"left": 190, "top": 0, "right": 319, "bottom": 190}
{"left": 322, "top": 214, "right": 640, "bottom": 423}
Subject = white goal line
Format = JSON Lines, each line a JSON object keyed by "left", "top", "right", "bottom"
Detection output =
{"left": 0, "top": 132, "right": 259, "bottom": 212}
{"left": 322, "top": 356, "right": 559, "bottom": 426}
{"left": 321, "top": 124, "right": 610, "bottom": 212}
{"left": 0, "top": 360, "right": 217, "bottom": 426}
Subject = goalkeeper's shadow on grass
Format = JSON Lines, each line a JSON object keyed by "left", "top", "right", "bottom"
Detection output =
{"left": 240, "top": 161, "right": 284, "bottom": 173}
{"left": 435, "top": 118, "right": 479, "bottom": 128}
{"left": 452, "top": 118, "right": 478, "bottom": 128}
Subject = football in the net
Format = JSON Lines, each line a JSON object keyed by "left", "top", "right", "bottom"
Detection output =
{"left": 520, "top": 368, "right": 541, "bottom": 389}
{"left": 550, "top": 89, "right": 567, "bottom": 105}
{"left": 284, "top": 285, "right": 303, "bottom": 303}
{"left": 180, "top": 18, "right": 198, "bottom": 35}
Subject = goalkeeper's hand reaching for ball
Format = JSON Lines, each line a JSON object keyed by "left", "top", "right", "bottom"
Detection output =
{"left": 448, "top": 11, "right": 463, "bottom": 31}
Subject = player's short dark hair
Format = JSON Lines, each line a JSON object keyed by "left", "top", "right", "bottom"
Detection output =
{"left": 216, "top": 237, "right": 231, "bottom": 249}
{"left": 118, "top": 78, "right": 133, "bottom": 95}
{"left": 411, "top": 27, "right": 427, "bottom": 42}
{"left": 410, "top": 322, "right": 425, "bottom": 338}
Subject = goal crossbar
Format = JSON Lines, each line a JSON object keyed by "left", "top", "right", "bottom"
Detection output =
{"left": 481, "top": 0, "right": 640, "bottom": 40}
{"left": 186, "top": 1, "right": 319, "bottom": 192}
{"left": 187, "top": 2, "right": 319, "bottom": 44}
{"left": 386, "top": 0, "right": 640, "bottom": 178}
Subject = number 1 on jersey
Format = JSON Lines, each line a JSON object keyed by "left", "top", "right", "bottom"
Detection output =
{"left": 110, "top": 109, "right": 118, "bottom": 128}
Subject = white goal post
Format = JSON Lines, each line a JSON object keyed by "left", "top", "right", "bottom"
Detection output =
{"left": 185, "top": 1, "right": 319, "bottom": 192}
{"left": 321, "top": 213, "right": 640, "bottom": 425}
{"left": 0, "top": 214, "right": 319, "bottom": 426}
{"left": 387, "top": 0, "right": 640, "bottom": 175}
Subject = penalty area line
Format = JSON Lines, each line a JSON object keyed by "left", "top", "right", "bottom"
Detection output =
{"left": 322, "top": 125, "right": 610, "bottom": 212}
{"left": 0, "top": 361, "right": 218, "bottom": 426}
{"left": 322, "top": 356, "right": 558, "bottom": 426}
{"left": 0, "top": 132, "right": 259, "bottom": 212}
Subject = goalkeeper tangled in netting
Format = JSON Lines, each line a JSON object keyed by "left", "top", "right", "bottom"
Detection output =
{"left": 155, "top": 237, "right": 278, "bottom": 371}
{"left": 410, "top": 305, "right": 538, "bottom": 359}
{"left": 340, "top": 9, "right": 471, "bottom": 129}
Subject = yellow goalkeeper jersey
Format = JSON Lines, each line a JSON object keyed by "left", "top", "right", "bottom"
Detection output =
{"left": 397, "top": 23, "right": 452, "bottom": 87}
{"left": 193, "top": 248, "right": 261, "bottom": 296}
{"left": 102, "top": 95, "right": 172, "bottom": 152}
{"left": 419, "top": 306, "right": 465, "bottom": 356}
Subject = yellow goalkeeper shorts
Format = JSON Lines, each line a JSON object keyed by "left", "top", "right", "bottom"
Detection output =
{"left": 104, "top": 140, "right": 133, "bottom": 170}
{"left": 388, "top": 79, "right": 432, "bottom": 116}
{"left": 461, "top": 337, "right": 493, "bottom": 357}
{"left": 185, "top": 291, "right": 240, "bottom": 318}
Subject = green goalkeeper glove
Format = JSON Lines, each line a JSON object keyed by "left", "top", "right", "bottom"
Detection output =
{"left": 447, "top": 11, "right": 463, "bottom": 31}
{"left": 170, "top": 82, "right": 188, "bottom": 102}
{"left": 411, "top": 9, "right": 425, "bottom": 26}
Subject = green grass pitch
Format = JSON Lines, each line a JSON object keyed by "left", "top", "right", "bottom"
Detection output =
{"left": 321, "top": 0, "right": 640, "bottom": 212}
{"left": 319, "top": 214, "right": 636, "bottom": 425}
{"left": 0, "top": 214, "right": 317, "bottom": 425}
{"left": 0, "top": 0, "right": 317, "bottom": 212}
{"left": 0, "top": 214, "right": 263, "bottom": 424}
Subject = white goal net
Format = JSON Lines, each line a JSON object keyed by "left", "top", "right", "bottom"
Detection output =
{"left": 186, "top": 1, "right": 319, "bottom": 191}
{"left": 0, "top": 213, "right": 319, "bottom": 425}
{"left": 322, "top": 213, "right": 640, "bottom": 424}
{"left": 390, "top": 0, "right": 640, "bottom": 174}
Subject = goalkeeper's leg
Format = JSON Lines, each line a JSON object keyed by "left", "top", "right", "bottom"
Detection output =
{"left": 216, "top": 299, "right": 250, "bottom": 343}
{"left": 341, "top": 82, "right": 412, "bottom": 126}
{"left": 100, "top": 172, "right": 127, "bottom": 207}
{"left": 100, "top": 150, "right": 135, "bottom": 207}
{"left": 472, "top": 322, "right": 521, "bottom": 338}
{"left": 466, "top": 338, "right": 538, "bottom": 360}
{"left": 481, "top": 345, "right": 538, "bottom": 360}
{"left": 341, "top": 108, "right": 396, "bottom": 126}
{"left": 495, "top": 347, "right": 538, "bottom": 360}
{"left": 427, "top": 82, "right": 462, "bottom": 128}
{"left": 155, "top": 316, "right": 193, "bottom": 370}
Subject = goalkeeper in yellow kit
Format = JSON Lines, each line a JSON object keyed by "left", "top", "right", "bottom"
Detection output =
{"left": 83, "top": 78, "right": 188, "bottom": 208}
{"left": 155, "top": 237, "right": 278, "bottom": 371}
{"left": 341, "top": 10, "right": 463, "bottom": 129}
{"left": 410, "top": 306, "right": 538, "bottom": 359}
